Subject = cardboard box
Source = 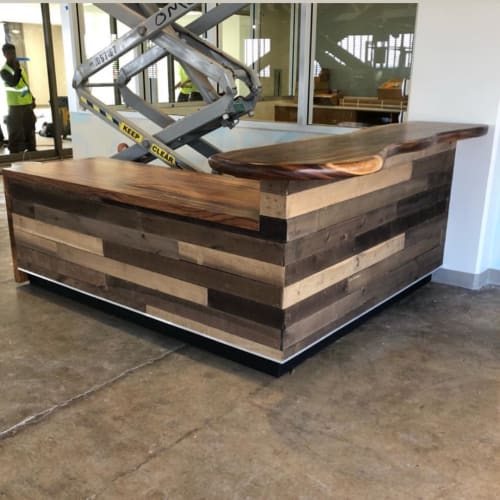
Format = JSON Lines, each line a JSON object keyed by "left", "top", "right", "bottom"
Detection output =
{"left": 377, "top": 79, "right": 406, "bottom": 101}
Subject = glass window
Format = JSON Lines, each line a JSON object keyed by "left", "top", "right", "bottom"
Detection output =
{"left": 312, "top": 3, "right": 417, "bottom": 127}
{"left": 155, "top": 8, "right": 203, "bottom": 105}
{"left": 81, "top": 4, "right": 142, "bottom": 106}
{"left": 81, "top": 4, "right": 205, "bottom": 114}
{"left": 219, "top": 4, "right": 300, "bottom": 123}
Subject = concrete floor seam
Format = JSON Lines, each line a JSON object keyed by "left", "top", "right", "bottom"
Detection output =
{"left": 0, "top": 345, "right": 186, "bottom": 442}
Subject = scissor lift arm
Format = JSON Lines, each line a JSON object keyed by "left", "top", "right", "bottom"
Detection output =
{"left": 73, "top": 3, "right": 261, "bottom": 171}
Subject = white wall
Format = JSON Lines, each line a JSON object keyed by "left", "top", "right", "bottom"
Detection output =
{"left": 408, "top": 0, "right": 500, "bottom": 277}
{"left": 484, "top": 101, "right": 500, "bottom": 271}
{"left": 23, "top": 23, "right": 67, "bottom": 106}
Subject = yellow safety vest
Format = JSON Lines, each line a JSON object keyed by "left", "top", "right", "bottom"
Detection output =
{"left": 178, "top": 66, "right": 199, "bottom": 95}
{"left": 2, "top": 64, "right": 33, "bottom": 106}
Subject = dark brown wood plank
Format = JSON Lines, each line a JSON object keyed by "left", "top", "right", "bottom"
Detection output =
{"left": 207, "top": 290, "right": 285, "bottom": 330}
{"left": 3, "top": 158, "right": 261, "bottom": 230}
{"left": 412, "top": 147, "right": 455, "bottom": 178}
{"left": 17, "top": 245, "right": 107, "bottom": 289}
{"left": 209, "top": 122, "right": 486, "bottom": 180}
{"left": 3, "top": 178, "right": 28, "bottom": 283}
{"left": 284, "top": 280, "right": 348, "bottom": 328}
{"left": 8, "top": 180, "right": 143, "bottom": 229}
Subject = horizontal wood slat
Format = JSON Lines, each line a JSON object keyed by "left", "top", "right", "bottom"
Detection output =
{"left": 178, "top": 241, "right": 285, "bottom": 286}
{"left": 13, "top": 214, "right": 104, "bottom": 255}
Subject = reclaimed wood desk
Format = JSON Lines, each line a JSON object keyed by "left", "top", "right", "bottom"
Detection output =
{"left": 3, "top": 122, "right": 487, "bottom": 373}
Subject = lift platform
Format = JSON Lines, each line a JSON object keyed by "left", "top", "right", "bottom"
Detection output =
{"left": 73, "top": 3, "right": 261, "bottom": 172}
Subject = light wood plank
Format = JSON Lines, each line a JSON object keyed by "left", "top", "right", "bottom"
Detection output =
{"left": 178, "top": 241, "right": 285, "bottom": 286}
{"left": 56, "top": 244, "right": 207, "bottom": 306}
{"left": 261, "top": 162, "right": 413, "bottom": 219}
{"left": 282, "top": 233, "right": 405, "bottom": 308}
{"left": 260, "top": 191, "right": 287, "bottom": 221}
{"left": 146, "top": 305, "right": 283, "bottom": 361}
{"left": 13, "top": 214, "right": 104, "bottom": 255}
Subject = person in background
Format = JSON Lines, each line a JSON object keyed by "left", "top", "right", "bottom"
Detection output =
{"left": 1, "top": 43, "right": 36, "bottom": 153}
{"left": 175, "top": 65, "right": 202, "bottom": 102}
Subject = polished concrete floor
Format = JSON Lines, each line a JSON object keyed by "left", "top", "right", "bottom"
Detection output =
{"left": 0, "top": 177, "right": 499, "bottom": 499}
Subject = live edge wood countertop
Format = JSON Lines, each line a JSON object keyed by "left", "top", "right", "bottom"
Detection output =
{"left": 208, "top": 121, "right": 487, "bottom": 180}
{"left": 3, "top": 158, "right": 262, "bottom": 231}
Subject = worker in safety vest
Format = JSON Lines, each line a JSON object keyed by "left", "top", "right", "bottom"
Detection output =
{"left": 175, "top": 65, "right": 202, "bottom": 102}
{"left": 1, "top": 43, "right": 36, "bottom": 153}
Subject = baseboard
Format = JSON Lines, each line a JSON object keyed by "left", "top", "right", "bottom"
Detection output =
{"left": 488, "top": 269, "right": 500, "bottom": 286}
{"left": 432, "top": 267, "right": 500, "bottom": 289}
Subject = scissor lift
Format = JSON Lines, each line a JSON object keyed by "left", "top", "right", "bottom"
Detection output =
{"left": 73, "top": 3, "right": 261, "bottom": 172}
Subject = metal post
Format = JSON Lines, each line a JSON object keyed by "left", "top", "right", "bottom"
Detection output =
{"left": 41, "top": 3, "right": 63, "bottom": 157}
{"left": 167, "top": 54, "right": 175, "bottom": 102}
{"left": 109, "top": 15, "right": 122, "bottom": 105}
{"left": 297, "top": 4, "right": 315, "bottom": 126}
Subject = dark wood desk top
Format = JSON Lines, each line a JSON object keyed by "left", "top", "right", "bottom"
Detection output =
{"left": 208, "top": 121, "right": 488, "bottom": 180}
{"left": 3, "top": 158, "right": 261, "bottom": 231}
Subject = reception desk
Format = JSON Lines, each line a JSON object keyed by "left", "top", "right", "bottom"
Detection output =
{"left": 3, "top": 122, "right": 487, "bottom": 373}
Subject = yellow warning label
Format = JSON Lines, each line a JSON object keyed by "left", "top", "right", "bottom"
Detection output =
{"left": 151, "top": 143, "right": 177, "bottom": 168}
{"left": 119, "top": 122, "right": 143, "bottom": 143}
